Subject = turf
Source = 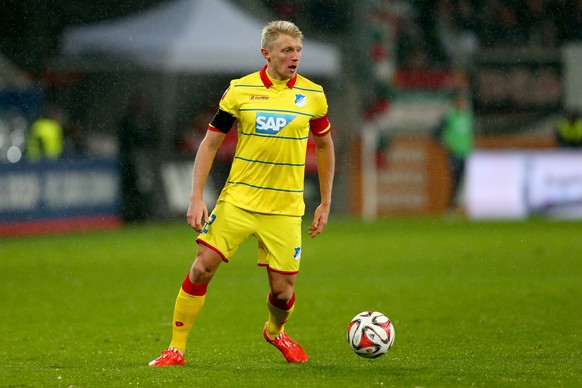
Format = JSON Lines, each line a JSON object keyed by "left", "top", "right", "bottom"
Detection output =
{"left": 1, "top": 217, "right": 581, "bottom": 387}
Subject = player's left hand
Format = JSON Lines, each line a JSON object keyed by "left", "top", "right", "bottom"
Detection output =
{"left": 308, "top": 204, "right": 330, "bottom": 238}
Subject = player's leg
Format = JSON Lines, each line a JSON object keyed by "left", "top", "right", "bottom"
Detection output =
{"left": 150, "top": 201, "right": 252, "bottom": 366}
{"left": 256, "top": 213, "right": 307, "bottom": 362}
{"left": 177, "top": 201, "right": 253, "bottom": 350}
{"left": 149, "top": 244, "right": 222, "bottom": 367}
{"left": 265, "top": 270, "right": 297, "bottom": 338}
{"left": 169, "top": 244, "right": 223, "bottom": 352}
{"left": 263, "top": 270, "right": 308, "bottom": 363}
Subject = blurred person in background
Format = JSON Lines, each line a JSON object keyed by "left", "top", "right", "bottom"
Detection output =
{"left": 177, "top": 103, "right": 237, "bottom": 189}
{"left": 62, "top": 118, "right": 87, "bottom": 157}
{"left": 434, "top": 89, "right": 474, "bottom": 211}
{"left": 149, "top": 20, "right": 335, "bottom": 367}
{"left": 26, "top": 104, "right": 64, "bottom": 162}
{"left": 556, "top": 109, "right": 582, "bottom": 148}
{"left": 118, "top": 95, "right": 159, "bottom": 222}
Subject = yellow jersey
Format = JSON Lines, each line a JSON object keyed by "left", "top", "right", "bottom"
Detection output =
{"left": 211, "top": 65, "right": 331, "bottom": 216}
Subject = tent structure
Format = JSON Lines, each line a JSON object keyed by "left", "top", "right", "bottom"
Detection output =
{"left": 61, "top": 0, "right": 340, "bottom": 76}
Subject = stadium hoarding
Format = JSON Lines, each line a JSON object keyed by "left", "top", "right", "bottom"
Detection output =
{"left": 466, "top": 150, "right": 582, "bottom": 219}
{"left": 0, "top": 157, "right": 121, "bottom": 235}
{"left": 474, "top": 47, "right": 562, "bottom": 114}
{"left": 527, "top": 152, "right": 582, "bottom": 218}
{"left": 465, "top": 152, "right": 529, "bottom": 219}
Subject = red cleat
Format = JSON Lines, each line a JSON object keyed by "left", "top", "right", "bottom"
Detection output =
{"left": 263, "top": 325, "right": 308, "bottom": 363}
{"left": 148, "top": 348, "right": 185, "bottom": 367}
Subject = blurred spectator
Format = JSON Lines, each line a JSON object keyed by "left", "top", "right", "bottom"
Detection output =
{"left": 306, "top": 0, "right": 349, "bottom": 34}
{"left": 484, "top": 3, "right": 528, "bottom": 47}
{"left": 274, "top": 0, "right": 302, "bottom": 22}
{"left": 395, "top": 18, "right": 432, "bottom": 70}
{"left": 539, "top": 19, "right": 560, "bottom": 47}
{"left": 181, "top": 103, "right": 238, "bottom": 188}
{"left": 437, "top": 0, "right": 480, "bottom": 71}
{"left": 411, "top": 0, "right": 443, "bottom": 66}
{"left": 573, "top": 0, "right": 582, "bottom": 40}
{"left": 177, "top": 104, "right": 215, "bottom": 155}
{"left": 556, "top": 109, "right": 582, "bottom": 148}
{"left": 550, "top": 0, "right": 582, "bottom": 41}
{"left": 26, "top": 104, "right": 64, "bottom": 162}
{"left": 405, "top": 0, "right": 582, "bottom": 72}
{"left": 62, "top": 118, "right": 87, "bottom": 157}
{"left": 433, "top": 89, "right": 474, "bottom": 210}
{"left": 118, "top": 96, "right": 159, "bottom": 222}
{"left": 521, "top": 0, "right": 546, "bottom": 45}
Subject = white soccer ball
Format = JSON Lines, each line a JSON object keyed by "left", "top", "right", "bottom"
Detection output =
{"left": 347, "top": 311, "right": 395, "bottom": 358}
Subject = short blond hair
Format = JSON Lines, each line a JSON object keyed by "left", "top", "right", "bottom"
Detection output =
{"left": 261, "top": 20, "right": 303, "bottom": 50}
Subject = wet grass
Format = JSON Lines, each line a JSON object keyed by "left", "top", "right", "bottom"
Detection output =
{"left": 1, "top": 217, "right": 581, "bottom": 386}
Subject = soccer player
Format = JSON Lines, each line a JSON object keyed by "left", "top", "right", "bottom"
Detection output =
{"left": 149, "top": 20, "right": 335, "bottom": 366}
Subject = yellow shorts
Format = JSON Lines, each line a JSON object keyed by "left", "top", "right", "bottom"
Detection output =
{"left": 196, "top": 201, "right": 303, "bottom": 274}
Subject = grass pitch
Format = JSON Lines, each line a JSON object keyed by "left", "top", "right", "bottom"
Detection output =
{"left": 1, "top": 217, "right": 581, "bottom": 387}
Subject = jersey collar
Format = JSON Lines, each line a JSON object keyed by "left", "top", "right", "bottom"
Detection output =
{"left": 260, "top": 65, "right": 297, "bottom": 89}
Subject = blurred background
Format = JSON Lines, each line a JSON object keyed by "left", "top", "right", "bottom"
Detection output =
{"left": 1, "top": 0, "right": 582, "bottom": 235}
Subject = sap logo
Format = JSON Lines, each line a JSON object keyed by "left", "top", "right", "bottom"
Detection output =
{"left": 255, "top": 113, "right": 296, "bottom": 134}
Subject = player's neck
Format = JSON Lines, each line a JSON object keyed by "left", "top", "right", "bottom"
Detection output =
{"left": 265, "top": 67, "right": 292, "bottom": 84}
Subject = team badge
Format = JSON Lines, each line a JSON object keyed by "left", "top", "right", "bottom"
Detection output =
{"left": 294, "top": 94, "right": 306, "bottom": 107}
{"left": 293, "top": 247, "right": 302, "bottom": 260}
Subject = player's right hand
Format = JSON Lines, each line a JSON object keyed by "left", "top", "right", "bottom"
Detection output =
{"left": 187, "top": 199, "right": 209, "bottom": 233}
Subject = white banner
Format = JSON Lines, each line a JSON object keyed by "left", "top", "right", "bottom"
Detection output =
{"left": 466, "top": 152, "right": 528, "bottom": 219}
{"left": 466, "top": 150, "right": 582, "bottom": 219}
{"left": 527, "top": 152, "right": 582, "bottom": 217}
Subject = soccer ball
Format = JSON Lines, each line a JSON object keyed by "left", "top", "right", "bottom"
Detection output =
{"left": 347, "top": 311, "right": 395, "bottom": 358}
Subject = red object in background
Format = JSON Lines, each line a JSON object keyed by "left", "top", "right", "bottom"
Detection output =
{"left": 393, "top": 69, "right": 458, "bottom": 89}
{"left": 42, "top": 70, "right": 82, "bottom": 86}
{"left": 364, "top": 98, "right": 390, "bottom": 120}
{"left": 0, "top": 216, "right": 122, "bottom": 237}
{"left": 215, "top": 127, "right": 238, "bottom": 163}
{"left": 305, "top": 136, "right": 317, "bottom": 174}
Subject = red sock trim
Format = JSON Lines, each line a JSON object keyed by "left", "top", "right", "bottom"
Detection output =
{"left": 181, "top": 273, "right": 208, "bottom": 296}
{"left": 268, "top": 292, "right": 295, "bottom": 310}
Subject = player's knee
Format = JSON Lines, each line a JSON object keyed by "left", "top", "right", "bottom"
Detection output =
{"left": 190, "top": 250, "right": 221, "bottom": 283}
{"left": 270, "top": 288, "right": 294, "bottom": 305}
{"left": 190, "top": 260, "right": 214, "bottom": 283}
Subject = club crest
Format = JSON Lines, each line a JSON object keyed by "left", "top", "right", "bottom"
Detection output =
{"left": 294, "top": 94, "right": 306, "bottom": 107}
{"left": 293, "top": 247, "right": 301, "bottom": 260}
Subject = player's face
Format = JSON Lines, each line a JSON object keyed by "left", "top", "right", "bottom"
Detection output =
{"left": 262, "top": 34, "right": 302, "bottom": 81}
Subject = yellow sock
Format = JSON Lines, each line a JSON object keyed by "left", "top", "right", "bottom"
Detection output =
{"left": 169, "top": 275, "right": 207, "bottom": 353}
{"left": 265, "top": 292, "right": 295, "bottom": 338}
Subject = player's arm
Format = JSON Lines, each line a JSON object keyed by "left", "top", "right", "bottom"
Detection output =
{"left": 187, "top": 129, "right": 225, "bottom": 232}
{"left": 187, "top": 106, "right": 235, "bottom": 232}
{"left": 309, "top": 132, "right": 335, "bottom": 238}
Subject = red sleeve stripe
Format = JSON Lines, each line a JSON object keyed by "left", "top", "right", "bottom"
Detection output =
{"left": 208, "top": 125, "right": 222, "bottom": 133}
{"left": 310, "top": 114, "right": 331, "bottom": 136}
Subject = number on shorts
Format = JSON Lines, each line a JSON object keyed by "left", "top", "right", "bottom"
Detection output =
{"left": 202, "top": 214, "right": 217, "bottom": 234}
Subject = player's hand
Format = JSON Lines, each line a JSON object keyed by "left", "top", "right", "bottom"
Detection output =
{"left": 308, "top": 204, "right": 330, "bottom": 238}
{"left": 187, "top": 199, "right": 209, "bottom": 233}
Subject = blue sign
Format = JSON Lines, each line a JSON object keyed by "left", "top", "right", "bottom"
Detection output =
{"left": 0, "top": 157, "right": 120, "bottom": 227}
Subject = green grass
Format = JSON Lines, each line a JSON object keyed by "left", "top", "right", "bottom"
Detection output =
{"left": 1, "top": 217, "right": 581, "bottom": 387}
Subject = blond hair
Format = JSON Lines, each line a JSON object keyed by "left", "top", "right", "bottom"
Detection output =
{"left": 261, "top": 20, "right": 303, "bottom": 50}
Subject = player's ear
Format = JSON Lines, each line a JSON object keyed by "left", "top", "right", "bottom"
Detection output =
{"left": 261, "top": 48, "right": 270, "bottom": 61}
